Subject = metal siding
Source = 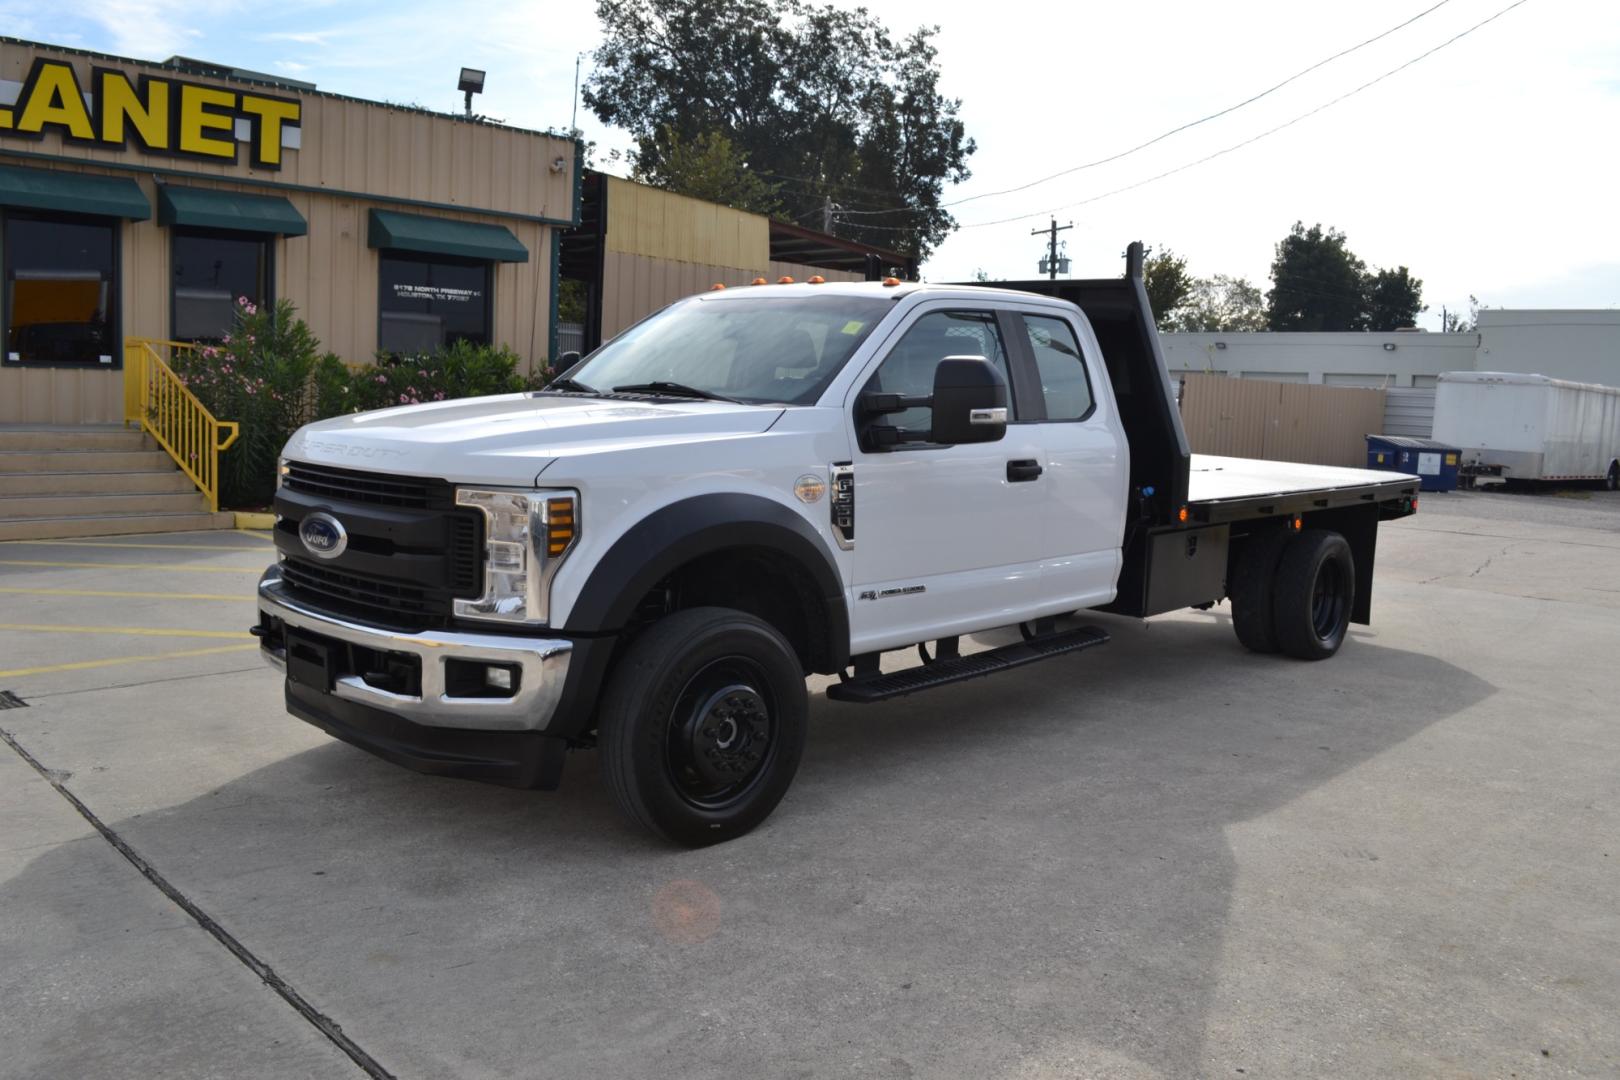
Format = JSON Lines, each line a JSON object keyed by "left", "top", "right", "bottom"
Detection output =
{"left": 603, "top": 176, "right": 769, "bottom": 269}
{"left": 1179, "top": 373, "right": 1386, "bottom": 468}
{"left": 0, "top": 41, "right": 575, "bottom": 220}
{"left": 1383, "top": 388, "right": 1436, "bottom": 438}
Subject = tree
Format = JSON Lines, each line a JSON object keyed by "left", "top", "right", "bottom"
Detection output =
{"left": 630, "top": 127, "right": 782, "bottom": 216}
{"left": 1143, "top": 247, "right": 1193, "bottom": 329}
{"left": 1167, "top": 275, "right": 1267, "bottom": 332}
{"left": 1442, "top": 295, "right": 1484, "bottom": 333}
{"left": 584, "top": 0, "right": 975, "bottom": 259}
{"left": 1361, "top": 266, "right": 1426, "bottom": 330}
{"left": 1265, "top": 222, "right": 1367, "bottom": 331}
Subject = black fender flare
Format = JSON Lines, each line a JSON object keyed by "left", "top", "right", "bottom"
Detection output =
{"left": 560, "top": 492, "right": 850, "bottom": 671}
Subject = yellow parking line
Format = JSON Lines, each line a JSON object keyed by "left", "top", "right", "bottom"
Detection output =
{"left": 0, "top": 623, "right": 253, "bottom": 640}
{"left": 0, "top": 643, "right": 259, "bottom": 679}
{"left": 0, "top": 587, "right": 246, "bottom": 602}
{"left": 3, "top": 539, "right": 270, "bottom": 552}
{"left": 0, "top": 559, "right": 262, "bottom": 574}
{"left": 236, "top": 529, "right": 275, "bottom": 543}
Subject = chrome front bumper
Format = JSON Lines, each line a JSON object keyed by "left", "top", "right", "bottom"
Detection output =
{"left": 256, "top": 570, "right": 572, "bottom": 732}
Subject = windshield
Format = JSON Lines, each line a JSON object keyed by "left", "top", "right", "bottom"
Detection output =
{"left": 567, "top": 294, "right": 894, "bottom": 405}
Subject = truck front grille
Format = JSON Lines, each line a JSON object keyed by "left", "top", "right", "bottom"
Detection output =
{"left": 274, "top": 462, "right": 483, "bottom": 630}
{"left": 279, "top": 558, "right": 449, "bottom": 629}
{"left": 283, "top": 460, "right": 439, "bottom": 509}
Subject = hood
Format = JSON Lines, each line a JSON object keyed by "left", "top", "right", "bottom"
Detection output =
{"left": 285, "top": 393, "right": 785, "bottom": 485}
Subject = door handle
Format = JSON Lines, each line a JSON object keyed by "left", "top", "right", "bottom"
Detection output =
{"left": 1007, "top": 459, "right": 1043, "bottom": 482}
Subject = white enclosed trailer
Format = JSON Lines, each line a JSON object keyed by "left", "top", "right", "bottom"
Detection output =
{"left": 1434, "top": 371, "right": 1620, "bottom": 488}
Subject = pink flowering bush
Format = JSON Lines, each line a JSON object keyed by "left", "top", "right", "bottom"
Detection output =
{"left": 173, "top": 299, "right": 554, "bottom": 507}
{"left": 313, "top": 339, "right": 549, "bottom": 417}
{"left": 172, "top": 297, "right": 336, "bottom": 507}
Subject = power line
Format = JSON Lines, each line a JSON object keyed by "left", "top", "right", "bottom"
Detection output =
{"left": 848, "top": 0, "right": 1534, "bottom": 236}
{"left": 835, "top": 0, "right": 1459, "bottom": 218}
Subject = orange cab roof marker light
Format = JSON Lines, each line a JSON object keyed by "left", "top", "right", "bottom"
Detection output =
{"left": 882, "top": 277, "right": 901, "bottom": 287}
{"left": 777, "top": 276, "right": 795, "bottom": 284}
{"left": 808, "top": 275, "right": 825, "bottom": 284}
{"left": 710, "top": 283, "right": 726, "bottom": 291}
{"left": 751, "top": 277, "right": 768, "bottom": 286}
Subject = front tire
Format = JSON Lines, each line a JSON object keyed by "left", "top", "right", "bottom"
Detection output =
{"left": 1606, "top": 461, "right": 1618, "bottom": 492}
{"left": 599, "top": 607, "right": 807, "bottom": 846}
{"left": 1271, "top": 530, "right": 1355, "bottom": 661}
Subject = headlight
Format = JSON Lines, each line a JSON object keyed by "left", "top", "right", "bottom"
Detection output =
{"left": 453, "top": 488, "right": 578, "bottom": 624}
{"left": 276, "top": 457, "right": 290, "bottom": 489}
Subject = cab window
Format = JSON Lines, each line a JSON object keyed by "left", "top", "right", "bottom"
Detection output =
{"left": 863, "top": 310, "right": 1010, "bottom": 433}
{"left": 1023, "top": 314, "right": 1094, "bottom": 420}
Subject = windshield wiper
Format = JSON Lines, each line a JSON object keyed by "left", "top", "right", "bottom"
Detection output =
{"left": 541, "top": 376, "right": 598, "bottom": 395}
{"left": 612, "top": 381, "right": 741, "bottom": 403}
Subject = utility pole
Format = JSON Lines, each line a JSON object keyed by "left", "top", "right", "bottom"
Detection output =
{"left": 1032, "top": 218, "right": 1073, "bottom": 280}
{"left": 822, "top": 195, "right": 841, "bottom": 235}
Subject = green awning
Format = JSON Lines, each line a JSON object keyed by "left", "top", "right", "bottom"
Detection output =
{"left": 367, "top": 209, "right": 528, "bottom": 263}
{"left": 157, "top": 185, "right": 307, "bottom": 236}
{"left": 0, "top": 163, "right": 150, "bottom": 221}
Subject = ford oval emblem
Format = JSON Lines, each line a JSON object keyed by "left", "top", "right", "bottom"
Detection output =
{"left": 299, "top": 512, "right": 348, "bottom": 560}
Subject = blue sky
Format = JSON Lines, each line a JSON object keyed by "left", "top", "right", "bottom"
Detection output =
{"left": 8, "top": 0, "right": 1617, "bottom": 325}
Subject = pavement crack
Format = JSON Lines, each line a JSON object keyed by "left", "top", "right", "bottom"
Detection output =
{"left": 0, "top": 720, "right": 395, "bottom": 1080}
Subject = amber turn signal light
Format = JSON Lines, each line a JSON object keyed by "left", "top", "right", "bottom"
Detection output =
{"left": 545, "top": 497, "right": 576, "bottom": 558}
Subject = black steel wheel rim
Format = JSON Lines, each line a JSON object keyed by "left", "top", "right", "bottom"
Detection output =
{"left": 665, "top": 656, "right": 777, "bottom": 810}
{"left": 1311, "top": 558, "right": 1347, "bottom": 641}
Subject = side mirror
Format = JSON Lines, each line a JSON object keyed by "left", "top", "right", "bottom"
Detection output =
{"left": 929, "top": 355, "right": 1008, "bottom": 445}
{"left": 557, "top": 350, "right": 582, "bottom": 371}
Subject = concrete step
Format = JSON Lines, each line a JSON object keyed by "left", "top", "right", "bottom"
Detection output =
{"left": 0, "top": 449, "right": 177, "bottom": 473}
{"left": 0, "top": 491, "right": 211, "bottom": 519}
{"left": 0, "top": 471, "right": 199, "bottom": 497}
{"left": 0, "top": 511, "right": 236, "bottom": 542}
{"left": 0, "top": 427, "right": 155, "bottom": 452}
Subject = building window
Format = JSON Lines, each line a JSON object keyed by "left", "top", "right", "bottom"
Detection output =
{"left": 3, "top": 212, "right": 119, "bottom": 367}
{"left": 377, "top": 252, "right": 491, "bottom": 355}
{"left": 171, "top": 229, "right": 270, "bottom": 343}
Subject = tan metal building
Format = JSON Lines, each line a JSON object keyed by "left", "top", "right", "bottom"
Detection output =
{"left": 0, "top": 37, "right": 579, "bottom": 425}
{"left": 560, "top": 172, "right": 916, "bottom": 353}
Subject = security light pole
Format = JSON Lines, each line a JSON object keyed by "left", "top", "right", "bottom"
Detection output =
{"left": 459, "top": 67, "right": 486, "bottom": 118}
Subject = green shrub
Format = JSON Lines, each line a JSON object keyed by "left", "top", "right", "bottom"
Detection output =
{"left": 176, "top": 299, "right": 554, "bottom": 508}
{"left": 171, "top": 297, "right": 337, "bottom": 508}
{"left": 314, "top": 340, "right": 550, "bottom": 416}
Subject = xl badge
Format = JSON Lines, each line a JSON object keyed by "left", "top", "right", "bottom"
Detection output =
{"left": 299, "top": 512, "right": 348, "bottom": 560}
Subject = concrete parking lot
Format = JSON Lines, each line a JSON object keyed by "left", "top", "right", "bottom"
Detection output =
{"left": 2, "top": 491, "right": 1617, "bottom": 1079}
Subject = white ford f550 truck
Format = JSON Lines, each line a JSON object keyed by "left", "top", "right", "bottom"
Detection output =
{"left": 255, "top": 243, "right": 1419, "bottom": 844}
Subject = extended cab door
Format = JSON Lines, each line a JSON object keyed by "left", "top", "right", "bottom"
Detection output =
{"left": 843, "top": 305, "right": 1048, "bottom": 654}
{"left": 1008, "top": 307, "right": 1129, "bottom": 612}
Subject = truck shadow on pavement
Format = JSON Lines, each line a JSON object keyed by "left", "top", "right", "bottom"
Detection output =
{"left": 3, "top": 613, "right": 1492, "bottom": 1079}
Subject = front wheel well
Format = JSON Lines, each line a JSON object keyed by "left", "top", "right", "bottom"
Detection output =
{"left": 626, "top": 546, "right": 836, "bottom": 674}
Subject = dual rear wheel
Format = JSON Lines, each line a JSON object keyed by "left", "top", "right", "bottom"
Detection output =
{"left": 1230, "top": 528, "right": 1355, "bottom": 660}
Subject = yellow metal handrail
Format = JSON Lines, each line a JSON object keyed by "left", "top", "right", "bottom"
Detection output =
{"left": 123, "top": 338, "right": 240, "bottom": 513}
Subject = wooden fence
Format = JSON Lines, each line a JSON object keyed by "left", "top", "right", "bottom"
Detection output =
{"left": 1177, "top": 373, "right": 1385, "bottom": 468}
